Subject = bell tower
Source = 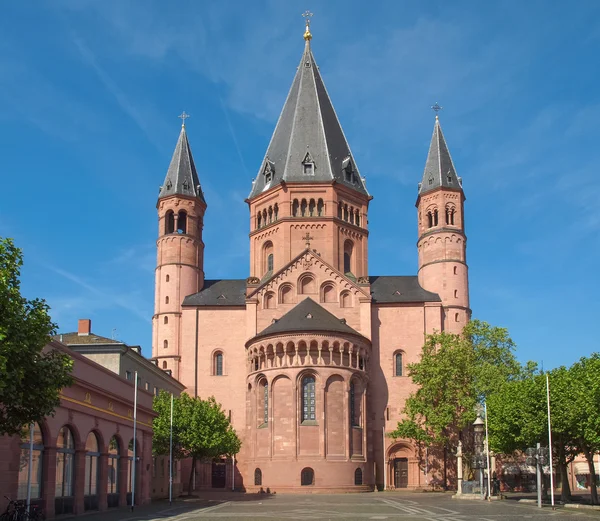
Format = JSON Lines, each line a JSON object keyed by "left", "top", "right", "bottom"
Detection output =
{"left": 416, "top": 112, "right": 470, "bottom": 333}
{"left": 152, "top": 115, "right": 206, "bottom": 378}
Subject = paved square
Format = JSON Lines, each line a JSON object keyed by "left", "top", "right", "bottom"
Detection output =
{"left": 111, "top": 493, "right": 600, "bottom": 521}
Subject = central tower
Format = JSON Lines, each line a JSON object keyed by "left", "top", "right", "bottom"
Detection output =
{"left": 246, "top": 19, "right": 372, "bottom": 283}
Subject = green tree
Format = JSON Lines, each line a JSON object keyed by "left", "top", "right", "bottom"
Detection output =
{"left": 0, "top": 237, "right": 73, "bottom": 435}
{"left": 153, "top": 391, "right": 241, "bottom": 493}
{"left": 389, "top": 319, "right": 519, "bottom": 488}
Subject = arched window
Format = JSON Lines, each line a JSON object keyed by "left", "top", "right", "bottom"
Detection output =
{"left": 321, "top": 284, "right": 336, "bottom": 303}
{"left": 177, "top": 211, "right": 187, "bottom": 234}
{"left": 350, "top": 382, "right": 357, "bottom": 426}
{"left": 214, "top": 352, "right": 224, "bottom": 376}
{"left": 280, "top": 284, "right": 294, "bottom": 304}
{"left": 55, "top": 426, "right": 75, "bottom": 513}
{"left": 453, "top": 266, "right": 458, "bottom": 275}
{"left": 450, "top": 209, "right": 455, "bottom": 225}
{"left": 300, "top": 275, "right": 316, "bottom": 294}
{"left": 338, "top": 202, "right": 343, "bottom": 219}
{"left": 309, "top": 199, "right": 316, "bottom": 216}
{"left": 165, "top": 296, "right": 169, "bottom": 304}
{"left": 292, "top": 199, "right": 299, "bottom": 217}
{"left": 254, "top": 468, "right": 262, "bottom": 486}
{"left": 301, "top": 376, "right": 316, "bottom": 422}
{"left": 107, "top": 437, "right": 120, "bottom": 506}
{"left": 257, "top": 212, "right": 262, "bottom": 229}
{"left": 454, "top": 290, "right": 458, "bottom": 298}
{"left": 340, "top": 291, "right": 352, "bottom": 308}
{"left": 274, "top": 204, "right": 279, "bottom": 221}
{"left": 349, "top": 208, "right": 355, "bottom": 225}
{"left": 343, "top": 204, "right": 349, "bottom": 222}
{"left": 354, "top": 468, "right": 363, "bottom": 485}
{"left": 301, "top": 467, "right": 314, "bottom": 486}
{"left": 165, "top": 274, "right": 170, "bottom": 282}
{"left": 433, "top": 209, "right": 439, "bottom": 226}
{"left": 355, "top": 212, "right": 361, "bottom": 227}
{"left": 268, "top": 206, "right": 273, "bottom": 223}
{"left": 18, "top": 423, "right": 44, "bottom": 500}
{"left": 395, "top": 352, "right": 403, "bottom": 376}
{"left": 427, "top": 212, "right": 433, "bottom": 228}
{"left": 264, "top": 292, "right": 275, "bottom": 309}
{"left": 317, "top": 199, "right": 324, "bottom": 216}
{"left": 445, "top": 207, "right": 450, "bottom": 225}
{"left": 301, "top": 199, "right": 307, "bottom": 217}
{"left": 455, "top": 313, "right": 459, "bottom": 322}
{"left": 162, "top": 361, "right": 167, "bottom": 369}
{"left": 263, "top": 209, "right": 267, "bottom": 225}
{"left": 263, "top": 241, "right": 274, "bottom": 275}
{"left": 259, "top": 380, "right": 268, "bottom": 425}
{"left": 344, "top": 240, "right": 354, "bottom": 276}
{"left": 84, "top": 432, "right": 100, "bottom": 510}
{"left": 163, "top": 340, "right": 168, "bottom": 349}
{"left": 165, "top": 211, "right": 175, "bottom": 234}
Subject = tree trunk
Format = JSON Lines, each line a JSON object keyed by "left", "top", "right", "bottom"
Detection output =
{"left": 557, "top": 444, "right": 571, "bottom": 503}
{"left": 187, "top": 456, "right": 197, "bottom": 496}
{"left": 584, "top": 449, "right": 598, "bottom": 505}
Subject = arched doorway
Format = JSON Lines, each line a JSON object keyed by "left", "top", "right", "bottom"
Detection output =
{"left": 55, "top": 426, "right": 76, "bottom": 515}
{"left": 387, "top": 442, "right": 415, "bottom": 489}
{"left": 211, "top": 459, "right": 226, "bottom": 488}
{"left": 107, "top": 436, "right": 121, "bottom": 508}
{"left": 84, "top": 432, "right": 101, "bottom": 510}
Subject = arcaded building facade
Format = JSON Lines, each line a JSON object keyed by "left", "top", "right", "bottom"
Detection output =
{"left": 151, "top": 25, "right": 470, "bottom": 492}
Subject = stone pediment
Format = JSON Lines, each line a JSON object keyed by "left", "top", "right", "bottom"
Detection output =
{"left": 247, "top": 248, "right": 370, "bottom": 301}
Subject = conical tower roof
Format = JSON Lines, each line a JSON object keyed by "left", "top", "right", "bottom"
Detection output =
{"left": 249, "top": 36, "right": 368, "bottom": 199}
{"left": 158, "top": 124, "right": 205, "bottom": 204}
{"left": 418, "top": 116, "right": 462, "bottom": 196}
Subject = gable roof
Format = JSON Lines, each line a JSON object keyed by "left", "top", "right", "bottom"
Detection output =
{"left": 249, "top": 297, "right": 365, "bottom": 344}
{"left": 418, "top": 116, "right": 462, "bottom": 196}
{"left": 248, "top": 39, "right": 369, "bottom": 199}
{"left": 369, "top": 276, "right": 441, "bottom": 303}
{"left": 158, "top": 125, "right": 206, "bottom": 204}
{"left": 182, "top": 279, "right": 246, "bottom": 307}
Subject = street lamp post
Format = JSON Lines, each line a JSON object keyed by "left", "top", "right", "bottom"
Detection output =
{"left": 473, "top": 415, "right": 485, "bottom": 499}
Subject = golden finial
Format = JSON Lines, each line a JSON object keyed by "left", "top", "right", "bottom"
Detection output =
{"left": 302, "top": 11, "right": 313, "bottom": 41}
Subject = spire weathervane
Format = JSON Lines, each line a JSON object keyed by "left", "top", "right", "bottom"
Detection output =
{"left": 431, "top": 102, "right": 443, "bottom": 119}
{"left": 178, "top": 111, "right": 190, "bottom": 127}
{"left": 302, "top": 10, "right": 313, "bottom": 41}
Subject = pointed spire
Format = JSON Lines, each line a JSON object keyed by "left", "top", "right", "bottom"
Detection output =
{"left": 158, "top": 120, "right": 205, "bottom": 204}
{"left": 418, "top": 115, "right": 462, "bottom": 195}
{"left": 249, "top": 19, "right": 369, "bottom": 199}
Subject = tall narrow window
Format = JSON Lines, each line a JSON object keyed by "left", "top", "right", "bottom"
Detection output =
{"left": 344, "top": 254, "right": 351, "bottom": 275}
{"left": 263, "top": 381, "right": 268, "bottom": 424}
{"left": 165, "top": 211, "right": 175, "bottom": 234}
{"left": 450, "top": 209, "right": 455, "bottom": 225}
{"left": 395, "top": 352, "right": 403, "bottom": 376}
{"left": 107, "top": 437, "right": 120, "bottom": 504}
{"left": 344, "top": 240, "right": 354, "bottom": 276}
{"left": 355, "top": 212, "right": 361, "bottom": 227}
{"left": 263, "top": 241, "right": 274, "bottom": 275}
{"left": 84, "top": 432, "right": 100, "bottom": 510}
{"left": 317, "top": 199, "right": 324, "bottom": 216}
{"left": 214, "top": 352, "right": 223, "bottom": 376}
{"left": 433, "top": 209, "right": 439, "bottom": 226}
{"left": 177, "top": 211, "right": 187, "bottom": 234}
{"left": 163, "top": 340, "right": 168, "bottom": 349}
{"left": 267, "top": 254, "right": 274, "bottom": 272}
{"left": 18, "top": 423, "right": 44, "bottom": 500}
{"left": 445, "top": 207, "right": 450, "bottom": 225}
{"left": 257, "top": 213, "right": 262, "bottom": 228}
{"left": 301, "top": 376, "right": 316, "bottom": 422}
{"left": 268, "top": 207, "right": 273, "bottom": 223}
{"left": 254, "top": 468, "right": 262, "bottom": 486}
{"left": 301, "top": 199, "right": 307, "bottom": 216}
{"left": 55, "top": 426, "right": 75, "bottom": 513}
{"left": 164, "top": 316, "right": 168, "bottom": 325}
{"left": 274, "top": 204, "right": 279, "bottom": 221}
{"left": 338, "top": 203, "right": 343, "bottom": 219}
{"left": 354, "top": 468, "right": 363, "bottom": 485}
{"left": 309, "top": 199, "right": 316, "bottom": 216}
{"left": 349, "top": 208, "right": 355, "bottom": 225}
{"left": 350, "top": 383, "right": 357, "bottom": 426}
{"left": 292, "top": 199, "right": 299, "bottom": 217}
{"left": 343, "top": 205, "right": 349, "bottom": 221}
{"left": 427, "top": 212, "right": 433, "bottom": 228}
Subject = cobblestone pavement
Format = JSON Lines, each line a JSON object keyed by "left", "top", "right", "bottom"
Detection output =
{"left": 81, "top": 492, "right": 600, "bottom": 521}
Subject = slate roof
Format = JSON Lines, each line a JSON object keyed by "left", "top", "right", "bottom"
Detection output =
{"left": 248, "top": 39, "right": 369, "bottom": 199}
{"left": 250, "top": 297, "right": 364, "bottom": 342}
{"left": 418, "top": 117, "right": 462, "bottom": 196}
{"left": 158, "top": 125, "right": 206, "bottom": 203}
{"left": 369, "top": 276, "right": 441, "bottom": 303}
{"left": 55, "top": 332, "right": 123, "bottom": 345}
{"left": 182, "top": 279, "right": 247, "bottom": 307}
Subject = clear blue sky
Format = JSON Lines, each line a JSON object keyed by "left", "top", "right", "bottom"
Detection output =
{"left": 1, "top": 1, "right": 599, "bottom": 369}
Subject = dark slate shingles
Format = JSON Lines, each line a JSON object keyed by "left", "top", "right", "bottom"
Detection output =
{"left": 252, "top": 297, "right": 363, "bottom": 341}
{"left": 369, "top": 276, "right": 441, "bottom": 303}
{"left": 182, "top": 279, "right": 246, "bottom": 306}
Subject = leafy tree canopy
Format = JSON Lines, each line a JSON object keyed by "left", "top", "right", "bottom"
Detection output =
{"left": 0, "top": 237, "right": 73, "bottom": 436}
{"left": 153, "top": 391, "right": 241, "bottom": 493}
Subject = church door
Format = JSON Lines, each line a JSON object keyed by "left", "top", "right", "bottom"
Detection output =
{"left": 394, "top": 458, "right": 409, "bottom": 489}
{"left": 211, "top": 460, "right": 226, "bottom": 488}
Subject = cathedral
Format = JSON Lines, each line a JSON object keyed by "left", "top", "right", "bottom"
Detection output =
{"left": 151, "top": 20, "right": 470, "bottom": 492}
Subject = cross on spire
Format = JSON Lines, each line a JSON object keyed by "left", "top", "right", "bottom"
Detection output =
{"left": 302, "top": 10, "right": 313, "bottom": 41}
{"left": 431, "top": 102, "right": 443, "bottom": 119}
{"left": 178, "top": 111, "right": 190, "bottom": 127}
{"left": 302, "top": 232, "right": 314, "bottom": 249}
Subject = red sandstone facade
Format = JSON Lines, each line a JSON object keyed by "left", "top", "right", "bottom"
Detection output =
{"left": 151, "top": 31, "right": 470, "bottom": 492}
